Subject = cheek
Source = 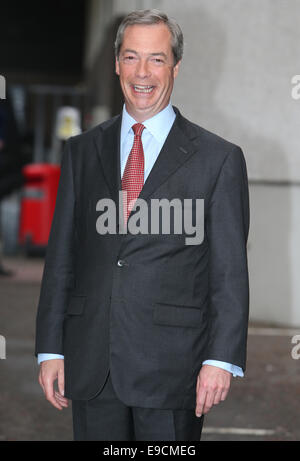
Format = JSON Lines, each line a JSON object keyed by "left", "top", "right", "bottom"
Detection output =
{"left": 159, "top": 70, "right": 174, "bottom": 87}
{"left": 120, "top": 68, "right": 134, "bottom": 85}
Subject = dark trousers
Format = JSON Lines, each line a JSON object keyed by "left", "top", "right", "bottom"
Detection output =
{"left": 72, "top": 373, "right": 204, "bottom": 441}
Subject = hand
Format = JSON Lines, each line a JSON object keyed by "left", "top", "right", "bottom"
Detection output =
{"left": 195, "top": 364, "right": 232, "bottom": 417}
{"left": 38, "top": 359, "right": 69, "bottom": 410}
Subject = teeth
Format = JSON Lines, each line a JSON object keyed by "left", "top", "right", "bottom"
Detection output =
{"left": 133, "top": 85, "right": 154, "bottom": 93}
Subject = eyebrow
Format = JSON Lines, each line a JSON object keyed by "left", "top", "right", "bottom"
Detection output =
{"left": 122, "top": 49, "right": 138, "bottom": 55}
{"left": 149, "top": 52, "right": 168, "bottom": 59}
{"left": 122, "top": 49, "right": 168, "bottom": 59}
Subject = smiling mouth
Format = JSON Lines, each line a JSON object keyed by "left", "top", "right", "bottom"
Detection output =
{"left": 132, "top": 84, "right": 155, "bottom": 94}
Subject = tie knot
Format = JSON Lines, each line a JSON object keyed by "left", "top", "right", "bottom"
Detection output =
{"left": 132, "top": 123, "right": 145, "bottom": 137}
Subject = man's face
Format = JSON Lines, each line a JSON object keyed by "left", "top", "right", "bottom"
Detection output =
{"left": 115, "top": 23, "right": 181, "bottom": 122}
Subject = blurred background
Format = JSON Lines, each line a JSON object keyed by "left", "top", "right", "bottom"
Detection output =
{"left": 0, "top": 0, "right": 300, "bottom": 441}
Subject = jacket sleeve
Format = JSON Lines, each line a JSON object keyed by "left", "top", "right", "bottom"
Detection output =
{"left": 35, "top": 139, "right": 75, "bottom": 355}
{"left": 205, "top": 146, "right": 250, "bottom": 371}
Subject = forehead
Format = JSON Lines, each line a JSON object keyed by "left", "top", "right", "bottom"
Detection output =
{"left": 121, "top": 23, "right": 173, "bottom": 54}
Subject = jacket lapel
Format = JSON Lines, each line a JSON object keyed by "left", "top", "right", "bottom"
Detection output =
{"left": 138, "top": 108, "right": 197, "bottom": 202}
{"left": 93, "top": 108, "right": 197, "bottom": 208}
{"left": 93, "top": 114, "right": 122, "bottom": 208}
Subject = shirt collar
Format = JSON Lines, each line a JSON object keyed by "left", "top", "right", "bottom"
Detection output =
{"left": 121, "top": 103, "right": 176, "bottom": 144}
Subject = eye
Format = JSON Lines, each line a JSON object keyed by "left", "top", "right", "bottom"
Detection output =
{"left": 150, "top": 57, "right": 165, "bottom": 65}
{"left": 123, "top": 55, "right": 137, "bottom": 62}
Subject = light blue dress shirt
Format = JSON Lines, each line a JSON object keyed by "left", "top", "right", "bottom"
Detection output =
{"left": 38, "top": 103, "right": 243, "bottom": 378}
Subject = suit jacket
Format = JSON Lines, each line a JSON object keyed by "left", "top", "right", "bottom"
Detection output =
{"left": 35, "top": 107, "right": 250, "bottom": 409}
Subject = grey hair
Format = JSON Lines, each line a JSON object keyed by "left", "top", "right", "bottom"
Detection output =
{"left": 114, "top": 9, "right": 184, "bottom": 66}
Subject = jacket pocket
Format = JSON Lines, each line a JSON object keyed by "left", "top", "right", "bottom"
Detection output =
{"left": 66, "top": 295, "right": 87, "bottom": 316}
{"left": 153, "top": 302, "right": 204, "bottom": 328}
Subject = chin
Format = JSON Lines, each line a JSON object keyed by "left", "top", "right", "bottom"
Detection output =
{"left": 130, "top": 100, "right": 154, "bottom": 112}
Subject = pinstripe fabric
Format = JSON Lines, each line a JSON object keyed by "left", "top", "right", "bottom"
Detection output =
{"left": 121, "top": 123, "right": 145, "bottom": 224}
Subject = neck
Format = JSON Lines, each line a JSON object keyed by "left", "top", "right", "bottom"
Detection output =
{"left": 125, "top": 101, "right": 170, "bottom": 123}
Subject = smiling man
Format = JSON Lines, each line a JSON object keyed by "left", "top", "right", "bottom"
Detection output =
{"left": 35, "top": 9, "right": 250, "bottom": 441}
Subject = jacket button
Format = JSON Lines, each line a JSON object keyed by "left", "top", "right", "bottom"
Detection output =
{"left": 117, "top": 259, "right": 126, "bottom": 267}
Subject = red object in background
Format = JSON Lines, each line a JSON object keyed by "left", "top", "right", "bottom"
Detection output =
{"left": 19, "top": 164, "right": 60, "bottom": 250}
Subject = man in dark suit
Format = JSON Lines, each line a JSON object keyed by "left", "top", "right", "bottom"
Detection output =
{"left": 35, "top": 9, "right": 249, "bottom": 441}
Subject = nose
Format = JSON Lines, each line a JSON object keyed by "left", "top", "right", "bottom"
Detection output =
{"left": 135, "top": 59, "right": 151, "bottom": 79}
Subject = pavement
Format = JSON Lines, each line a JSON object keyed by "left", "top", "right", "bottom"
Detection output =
{"left": 0, "top": 255, "right": 300, "bottom": 441}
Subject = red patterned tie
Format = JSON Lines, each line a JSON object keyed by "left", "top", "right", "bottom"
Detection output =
{"left": 121, "top": 123, "right": 145, "bottom": 225}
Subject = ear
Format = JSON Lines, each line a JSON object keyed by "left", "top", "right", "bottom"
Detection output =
{"left": 173, "top": 60, "right": 181, "bottom": 79}
{"left": 115, "top": 57, "right": 120, "bottom": 76}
